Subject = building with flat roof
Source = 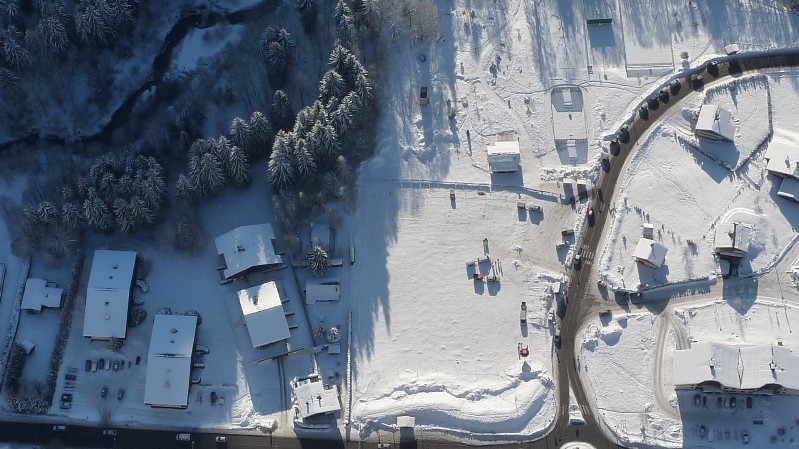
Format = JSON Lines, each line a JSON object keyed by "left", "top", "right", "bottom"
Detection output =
{"left": 293, "top": 376, "right": 340, "bottom": 420}
{"left": 632, "top": 238, "right": 668, "bottom": 269}
{"left": 144, "top": 314, "right": 198, "bottom": 408}
{"left": 714, "top": 222, "right": 751, "bottom": 258}
{"left": 237, "top": 282, "right": 291, "bottom": 349}
{"left": 695, "top": 104, "right": 735, "bottom": 142}
{"left": 674, "top": 341, "right": 799, "bottom": 395}
{"left": 83, "top": 250, "right": 137, "bottom": 340}
{"left": 778, "top": 177, "right": 799, "bottom": 203}
{"left": 215, "top": 223, "right": 282, "bottom": 282}
{"left": 21, "top": 279, "right": 63, "bottom": 313}
{"left": 487, "top": 140, "right": 520, "bottom": 173}
{"left": 305, "top": 280, "right": 340, "bottom": 304}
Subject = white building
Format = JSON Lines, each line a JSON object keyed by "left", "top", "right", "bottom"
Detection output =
{"left": 674, "top": 341, "right": 799, "bottom": 395}
{"left": 305, "top": 280, "right": 340, "bottom": 304}
{"left": 293, "top": 376, "right": 341, "bottom": 420}
{"left": 83, "top": 250, "right": 137, "bottom": 340}
{"left": 237, "top": 282, "right": 291, "bottom": 349}
{"left": 778, "top": 177, "right": 799, "bottom": 203}
{"left": 695, "top": 104, "right": 736, "bottom": 142}
{"left": 632, "top": 238, "right": 668, "bottom": 269}
{"left": 487, "top": 140, "right": 520, "bottom": 173}
{"left": 21, "top": 279, "right": 63, "bottom": 313}
{"left": 144, "top": 314, "right": 198, "bottom": 409}
{"left": 215, "top": 223, "right": 282, "bottom": 282}
{"left": 714, "top": 222, "right": 751, "bottom": 258}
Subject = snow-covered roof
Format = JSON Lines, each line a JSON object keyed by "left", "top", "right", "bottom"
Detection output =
{"left": 632, "top": 238, "right": 667, "bottom": 268}
{"left": 487, "top": 140, "right": 520, "bottom": 172}
{"left": 83, "top": 250, "right": 137, "bottom": 339}
{"left": 397, "top": 416, "right": 416, "bottom": 428}
{"left": 695, "top": 104, "right": 736, "bottom": 142}
{"left": 310, "top": 222, "right": 331, "bottom": 249}
{"left": 674, "top": 342, "right": 799, "bottom": 392}
{"left": 305, "top": 281, "right": 340, "bottom": 304}
{"left": 765, "top": 130, "right": 799, "bottom": 179}
{"left": 215, "top": 223, "right": 282, "bottom": 280}
{"left": 294, "top": 379, "right": 340, "bottom": 419}
{"left": 778, "top": 177, "right": 799, "bottom": 203}
{"left": 714, "top": 222, "right": 751, "bottom": 256}
{"left": 21, "top": 279, "right": 63, "bottom": 312}
{"left": 237, "top": 282, "right": 291, "bottom": 349}
{"left": 144, "top": 314, "right": 197, "bottom": 408}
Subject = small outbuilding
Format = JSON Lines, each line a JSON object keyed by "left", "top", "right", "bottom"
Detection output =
{"left": 778, "top": 177, "right": 799, "bottom": 203}
{"left": 305, "top": 280, "right": 341, "bottom": 304}
{"left": 21, "top": 279, "right": 63, "bottom": 313}
{"left": 215, "top": 223, "right": 283, "bottom": 282}
{"left": 633, "top": 238, "right": 668, "bottom": 269}
{"left": 695, "top": 104, "right": 736, "bottom": 142}
{"left": 714, "top": 222, "right": 751, "bottom": 258}
{"left": 397, "top": 415, "right": 416, "bottom": 428}
{"left": 487, "top": 139, "right": 521, "bottom": 173}
{"left": 237, "top": 282, "right": 291, "bottom": 349}
{"left": 293, "top": 375, "right": 341, "bottom": 420}
{"left": 642, "top": 223, "right": 655, "bottom": 239}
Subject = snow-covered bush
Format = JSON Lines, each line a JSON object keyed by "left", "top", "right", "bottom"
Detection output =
{"left": 260, "top": 27, "right": 294, "bottom": 87}
{"left": 128, "top": 308, "right": 147, "bottom": 327}
{"left": 308, "top": 245, "right": 330, "bottom": 275}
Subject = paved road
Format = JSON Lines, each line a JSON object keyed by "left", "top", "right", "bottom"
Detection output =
{"left": 6, "top": 52, "right": 799, "bottom": 449}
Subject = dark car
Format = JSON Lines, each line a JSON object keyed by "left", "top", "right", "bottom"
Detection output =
{"left": 101, "top": 386, "right": 108, "bottom": 398}
{"left": 647, "top": 96, "right": 660, "bottom": 110}
{"left": 65, "top": 373, "right": 76, "bottom": 381}
{"left": 85, "top": 360, "right": 92, "bottom": 372}
{"left": 98, "top": 359, "right": 105, "bottom": 370}
{"left": 59, "top": 401, "right": 72, "bottom": 410}
{"left": 617, "top": 126, "right": 630, "bottom": 144}
{"left": 707, "top": 60, "right": 719, "bottom": 76}
{"left": 669, "top": 79, "right": 681, "bottom": 95}
{"left": 658, "top": 88, "right": 669, "bottom": 102}
{"left": 609, "top": 138, "right": 621, "bottom": 156}
{"left": 112, "top": 360, "right": 120, "bottom": 371}
{"left": 117, "top": 388, "right": 125, "bottom": 400}
{"left": 638, "top": 105, "right": 649, "bottom": 119}
{"left": 61, "top": 394, "right": 73, "bottom": 402}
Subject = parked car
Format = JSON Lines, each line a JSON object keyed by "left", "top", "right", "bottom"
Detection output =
{"left": 669, "top": 79, "right": 681, "bottom": 95}
{"left": 573, "top": 254, "right": 582, "bottom": 269}
{"left": 117, "top": 388, "right": 125, "bottom": 400}
{"left": 554, "top": 327, "right": 561, "bottom": 343}
{"left": 527, "top": 204, "right": 542, "bottom": 212}
{"left": 85, "top": 360, "right": 92, "bottom": 372}
{"left": 658, "top": 88, "right": 669, "bottom": 102}
{"left": 112, "top": 360, "right": 120, "bottom": 371}
{"left": 98, "top": 359, "right": 105, "bottom": 370}
{"left": 561, "top": 229, "right": 575, "bottom": 236}
{"left": 215, "top": 436, "right": 227, "bottom": 443}
{"left": 176, "top": 433, "right": 191, "bottom": 441}
{"left": 101, "top": 386, "right": 108, "bottom": 398}
{"left": 742, "top": 432, "right": 749, "bottom": 445}
{"left": 53, "top": 425, "right": 67, "bottom": 432}
{"left": 103, "top": 430, "right": 117, "bottom": 437}
{"left": 195, "top": 344, "right": 210, "bottom": 355}
{"left": 64, "top": 373, "right": 76, "bottom": 381}
{"left": 59, "top": 401, "right": 72, "bottom": 410}
{"left": 61, "top": 394, "right": 73, "bottom": 402}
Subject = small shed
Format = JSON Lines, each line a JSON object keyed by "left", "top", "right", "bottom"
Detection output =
{"left": 695, "top": 104, "right": 735, "bottom": 142}
{"left": 642, "top": 223, "right": 655, "bottom": 239}
{"left": 397, "top": 415, "right": 416, "bottom": 428}
{"left": 724, "top": 44, "right": 740, "bottom": 55}
{"left": 305, "top": 280, "right": 341, "bottom": 304}
{"left": 487, "top": 140, "right": 521, "bottom": 173}
{"left": 419, "top": 87, "right": 429, "bottom": 105}
{"left": 778, "top": 177, "right": 799, "bottom": 203}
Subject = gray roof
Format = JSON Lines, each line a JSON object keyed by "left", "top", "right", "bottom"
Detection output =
{"left": 696, "top": 104, "right": 736, "bottom": 141}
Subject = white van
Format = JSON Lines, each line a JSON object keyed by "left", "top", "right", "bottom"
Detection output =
{"left": 176, "top": 433, "right": 191, "bottom": 441}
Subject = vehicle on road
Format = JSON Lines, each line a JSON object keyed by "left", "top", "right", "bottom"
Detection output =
{"left": 117, "top": 388, "right": 125, "bottom": 400}
{"left": 587, "top": 205, "right": 594, "bottom": 219}
{"left": 568, "top": 404, "right": 585, "bottom": 425}
{"left": 573, "top": 254, "right": 582, "bottom": 269}
{"left": 554, "top": 327, "right": 561, "bottom": 343}
{"left": 176, "top": 433, "right": 191, "bottom": 441}
{"left": 638, "top": 105, "right": 649, "bottom": 119}
{"left": 103, "top": 430, "right": 117, "bottom": 437}
{"left": 658, "top": 88, "right": 669, "bottom": 102}
{"left": 60, "top": 401, "right": 71, "bottom": 409}
{"left": 53, "top": 425, "right": 67, "bottom": 432}
{"left": 742, "top": 431, "right": 749, "bottom": 445}
{"left": 101, "top": 386, "right": 108, "bottom": 398}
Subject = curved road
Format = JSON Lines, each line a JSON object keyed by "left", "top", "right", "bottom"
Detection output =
{"left": 4, "top": 54, "right": 799, "bottom": 449}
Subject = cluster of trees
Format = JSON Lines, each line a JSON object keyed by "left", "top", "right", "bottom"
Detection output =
{"left": 267, "top": 44, "right": 372, "bottom": 192}
{"left": 7, "top": 154, "right": 165, "bottom": 260}
{"left": 260, "top": 26, "right": 294, "bottom": 87}
{"left": 0, "top": 0, "right": 135, "bottom": 86}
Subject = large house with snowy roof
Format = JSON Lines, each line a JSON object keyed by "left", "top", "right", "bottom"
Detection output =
{"left": 292, "top": 375, "right": 341, "bottom": 420}
{"left": 695, "top": 104, "right": 735, "bottom": 142}
{"left": 83, "top": 250, "right": 137, "bottom": 341}
{"left": 764, "top": 131, "right": 799, "bottom": 203}
{"left": 144, "top": 314, "right": 198, "bottom": 408}
{"left": 237, "top": 281, "right": 291, "bottom": 350}
{"left": 487, "top": 139, "right": 521, "bottom": 173}
{"left": 632, "top": 238, "right": 668, "bottom": 269}
{"left": 674, "top": 341, "right": 799, "bottom": 395}
{"left": 215, "top": 223, "right": 283, "bottom": 282}
{"left": 714, "top": 222, "right": 751, "bottom": 258}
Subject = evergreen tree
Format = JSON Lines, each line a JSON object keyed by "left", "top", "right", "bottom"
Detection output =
{"left": 0, "top": 0, "right": 19, "bottom": 23}
{"left": 175, "top": 173, "right": 195, "bottom": 203}
{"left": 308, "top": 245, "right": 330, "bottom": 275}
{"left": 296, "top": 0, "right": 318, "bottom": 33}
{"left": 61, "top": 202, "right": 82, "bottom": 232}
{"left": 229, "top": 117, "right": 250, "bottom": 150}
{"left": 259, "top": 27, "right": 294, "bottom": 87}
{"left": 83, "top": 188, "right": 113, "bottom": 232}
{"left": 0, "top": 67, "right": 20, "bottom": 91}
{"left": 34, "top": 6, "right": 69, "bottom": 57}
{"left": 268, "top": 131, "right": 295, "bottom": 189}
{"left": 315, "top": 122, "right": 340, "bottom": 159}
{"left": 247, "top": 111, "right": 274, "bottom": 158}
{"left": 354, "top": 70, "right": 374, "bottom": 105}
{"left": 2, "top": 26, "right": 30, "bottom": 70}
{"left": 213, "top": 135, "right": 232, "bottom": 176}
{"left": 353, "top": 0, "right": 381, "bottom": 35}
{"left": 333, "top": 0, "right": 355, "bottom": 48}
{"left": 328, "top": 44, "right": 351, "bottom": 76}
{"left": 271, "top": 90, "right": 294, "bottom": 131}
{"left": 191, "top": 152, "right": 226, "bottom": 196}
{"left": 318, "top": 70, "right": 347, "bottom": 102}
{"left": 112, "top": 198, "right": 133, "bottom": 232}
{"left": 227, "top": 146, "right": 251, "bottom": 187}
{"left": 294, "top": 137, "right": 316, "bottom": 178}
{"left": 128, "top": 195, "right": 155, "bottom": 227}
{"left": 104, "top": 0, "right": 134, "bottom": 31}
{"left": 74, "top": 0, "right": 112, "bottom": 45}
{"left": 292, "top": 107, "right": 315, "bottom": 139}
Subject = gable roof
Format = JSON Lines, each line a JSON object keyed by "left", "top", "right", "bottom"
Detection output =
{"left": 215, "top": 224, "right": 282, "bottom": 280}
{"left": 237, "top": 282, "right": 291, "bottom": 348}
{"left": 633, "top": 238, "right": 668, "bottom": 268}
{"left": 144, "top": 314, "right": 198, "bottom": 408}
{"left": 83, "top": 250, "right": 137, "bottom": 339}
{"left": 696, "top": 104, "right": 736, "bottom": 141}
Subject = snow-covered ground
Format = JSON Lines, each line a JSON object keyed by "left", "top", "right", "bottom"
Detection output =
{"left": 598, "top": 70, "right": 799, "bottom": 292}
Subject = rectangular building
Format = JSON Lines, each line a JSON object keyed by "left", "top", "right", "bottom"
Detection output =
{"left": 293, "top": 376, "right": 341, "bottom": 420}
{"left": 238, "top": 282, "right": 291, "bottom": 349}
{"left": 714, "top": 222, "right": 751, "bottom": 258}
{"left": 305, "top": 280, "right": 341, "bottom": 304}
{"left": 695, "top": 104, "right": 735, "bottom": 142}
{"left": 215, "top": 223, "right": 283, "bottom": 282}
{"left": 633, "top": 238, "right": 667, "bottom": 269}
{"left": 144, "top": 314, "right": 198, "bottom": 408}
{"left": 83, "top": 250, "right": 137, "bottom": 340}
{"left": 21, "top": 279, "right": 63, "bottom": 313}
{"left": 487, "top": 140, "right": 521, "bottom": 173}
